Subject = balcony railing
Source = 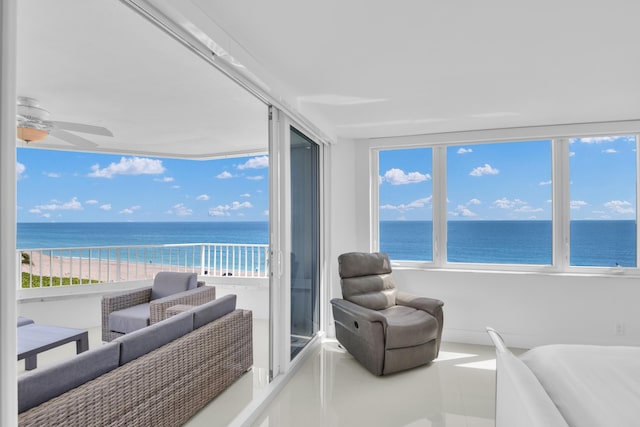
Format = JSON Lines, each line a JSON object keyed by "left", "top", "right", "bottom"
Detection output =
{"left": 18, "top": 243, "right": 269, "bottom": 289}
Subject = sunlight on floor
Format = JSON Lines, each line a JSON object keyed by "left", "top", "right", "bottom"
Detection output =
{"left": 252, "top": 340, "right": 497, "bottom": 427}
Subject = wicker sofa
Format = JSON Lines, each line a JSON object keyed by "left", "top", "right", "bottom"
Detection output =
{"left": 18, "top": 295, "right": 252, "bottom": 426}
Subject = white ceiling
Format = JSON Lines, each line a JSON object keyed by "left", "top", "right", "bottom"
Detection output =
{"left": 17, "top": 0, "right": 268, "bottom": 158}
{"left": 164, "top": 0, "right": 640, "bottom": 140}
{"left": 17, "top": 1, "right": 640, "bottom": 155}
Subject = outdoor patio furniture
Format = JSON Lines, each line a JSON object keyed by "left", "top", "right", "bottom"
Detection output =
{"left": 17, "top": 322, "right": 89, "bottom": 371}
{"left": 101, "top": 271, "right": 216, "bottom": 342}
{"left": 19, "top": 296, "right": 252, "bottom": 427}
{"left": 18, "top": 317, "right": 34, "bottom": 327}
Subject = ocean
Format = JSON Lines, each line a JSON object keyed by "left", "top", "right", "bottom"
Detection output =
{"left": 381, "top": 220, "right": 636, "bottom": 267}
{"left": 17, "top": 222, "right": 269, "bottom": 249}
{"left": 17, "top": 220, "right": 637, "bottom": 268}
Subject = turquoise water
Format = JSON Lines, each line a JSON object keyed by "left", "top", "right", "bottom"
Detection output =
{"left": 17, "top": 220, "right": 636, "bottom": 267}
{"left": 17, "top": 222, "right": 268, "bottom": 249}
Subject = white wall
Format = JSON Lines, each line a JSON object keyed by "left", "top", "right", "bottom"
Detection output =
{"left": 394, "top": 268, "right": 640, "bottom": 348}
{"left": 326, "top": 138, "right": 361, "bottom": 336}
{"left": 327, "top": 137, "right": 640, "bottom": 349}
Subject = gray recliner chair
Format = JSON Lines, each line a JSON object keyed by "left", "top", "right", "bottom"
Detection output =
{"left": 331, "top": 252, "right": 444, "bottom": 376}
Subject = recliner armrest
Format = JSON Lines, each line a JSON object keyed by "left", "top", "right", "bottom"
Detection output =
{"left": 330, "top": 298, "right": 388, "bottom": 326}
{"left": 396, "top": 291, "right": 443, "bottom": 317}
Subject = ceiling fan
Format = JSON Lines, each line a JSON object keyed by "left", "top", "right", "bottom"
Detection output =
{"left": 16, "top": 96, "right": 113, "bottom": 148}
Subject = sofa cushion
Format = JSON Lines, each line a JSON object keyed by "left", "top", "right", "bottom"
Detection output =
{"left": 17, "top": 317, "right": 34, "bottom": 327}
{"left": 109, "top": 303, "right": 150, "bottom": 334}
{"left": 18, "top": 341, "right": 120, "bottom": 413}
{"left": 192, "top": 294, "right": 237, "bottom": 329}
{"left": 150, "top": 272, "right": 198, "bottom": 300}
{"left": 381, "top": 305, "right": 438, "bottom": 349}
{"left": 116, "top": 310, "right": 193, "bottom": 365}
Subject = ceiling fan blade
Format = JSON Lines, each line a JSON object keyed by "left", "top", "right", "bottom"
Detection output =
{"left": 51, "top": 121, "right": 114, "bottom": 137}
{"left": 49, "top": 129, "right": 99, "bottom": 147}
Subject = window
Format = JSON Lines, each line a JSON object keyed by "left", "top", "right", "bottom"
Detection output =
{"left": 447, "top": 140, "right": 552, "bottom": 264}
{"left": 375, "top": 132, "right": 640, "bottom": 272}
{"left": 569, "top": 135, "right": 637, "bottom": 267}
{"left": 378, "top": 148, "right": 433, "bottom": 261}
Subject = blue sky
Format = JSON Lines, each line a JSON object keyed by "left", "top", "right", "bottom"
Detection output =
{"left": 17, "top": 135, "right": 637, "bottom": 223}
{"left": 17, "top": 149, "right": 269, "bottom": 222}
{"left": 379, "top": 136, "right": 637, "bottom": 221}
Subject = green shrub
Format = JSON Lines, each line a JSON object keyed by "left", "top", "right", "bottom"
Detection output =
{"left": 21, "top": 273, "right": 99, "bottom": 288}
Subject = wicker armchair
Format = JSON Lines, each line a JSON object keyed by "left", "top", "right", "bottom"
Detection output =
{"left": 101, "top": 272, "right": 215, "bottom": 342}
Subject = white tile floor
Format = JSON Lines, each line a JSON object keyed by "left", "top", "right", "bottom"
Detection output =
{"left": 18, "top": 325, "right": 499, "bottom": 427}
{"left": 250, "top": 341, "right": 498, "bottom": 427}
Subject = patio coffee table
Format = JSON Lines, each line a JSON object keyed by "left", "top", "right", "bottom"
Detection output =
{"left": 17, "top": 324, "right": 89, "bottom": 371}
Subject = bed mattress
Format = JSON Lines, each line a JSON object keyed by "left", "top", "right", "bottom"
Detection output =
{"left": 520, "top": 344, "right": 640, "bottom": 427}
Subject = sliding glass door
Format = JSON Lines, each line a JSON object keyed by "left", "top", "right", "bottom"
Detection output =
{"left": 289, "top": 127, "right": 320, "bottom": 358}
{"left": 269, "top": 110, "right": 322, "bottom": 376}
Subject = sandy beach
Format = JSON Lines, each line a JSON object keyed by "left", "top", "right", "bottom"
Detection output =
{"left": 20, "top": 251, "right": 195, "bottom": 283}
{"left": 19, "top": 250, "right": 259, "bottom": 284}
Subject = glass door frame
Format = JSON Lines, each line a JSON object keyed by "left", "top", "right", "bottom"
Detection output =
{"left": 268, "top": 107, "right": 327, "bottom": 379}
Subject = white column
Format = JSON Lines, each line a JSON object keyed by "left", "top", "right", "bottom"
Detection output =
{"left": 0, "top": 0, "right": 18, "bottom": 425}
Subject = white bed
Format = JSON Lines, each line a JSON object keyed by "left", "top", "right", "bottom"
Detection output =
{"left": 487, "top": 328, "right": 640, "bottom": 427}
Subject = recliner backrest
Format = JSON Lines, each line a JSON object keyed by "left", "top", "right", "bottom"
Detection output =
{"left": 338, "top": 252, "right": 397, "bottom": 310}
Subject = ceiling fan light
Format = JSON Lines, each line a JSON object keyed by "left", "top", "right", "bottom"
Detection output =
{"left": 17, "top": 127, "right": 49, "bottom": 143}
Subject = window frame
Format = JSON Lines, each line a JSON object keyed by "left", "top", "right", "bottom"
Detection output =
{"left": 371, "top": 127, "right": 640, "bottom": 276}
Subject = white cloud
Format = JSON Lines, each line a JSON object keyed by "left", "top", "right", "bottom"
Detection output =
{"left": 569, "top": 151, "right": 576, "bottom": 157}
{"left": 570, "top": 200, "right": 588, "bottom": 210}
{"left": 240, "top": 193, "right": 251, "bottom": 198}
{"left": 119, "top": 205, "right": 141, "bottom": 215}
{"left": 381, "top": 168, "right": 431, "bottom": 185}
{"left": 171, "top": 185, "right": 180, "bottom": 189}
{"left": 575, "top": 136, "right": 633, "bottom": 144}
{"left": 246, "top": 175, "right": 264, "bottom": 180}
{"left": 514, "top": 205, "right": 543, "bottom": 213}
{"left": 604, "top": 200, "right": 634, "bottom": 215}
{"left": 237, "top": 156, "right": 268, "bottom": 170}
{"left": 35, "top": 197, "right": 83, "bottom": 211}
{"left": 155, "top": 176, "right": 175, "bottom": 182}
{"left": 17, "top": 162, "right": 26, "bottom": 179}
{"left": 208, "top": 201, "right": 253, "bottom": 217}
{"left": 453, "top": 204, "right": 477, "bottom": 217}
{"left": 457, "top": 148, "right": 473, "bottom": 154}
{"left": 100, "top": 204, "right": 112, "bottom": 211}
{"left": 602, "top": 148, "right": 617, "bottom": 154}
{"left": 44, "top": 172, "right": 61, "bottom": 178}
{"left": 167, "top": 203, "right": 193, "bottom": 216}
{"left": 539, "top": 180, "right": 552, "bottom": 186}
{"left": 468, "top": 198, "right": 481, "bottom": 205}
{"left": 493, "top": 198, "right": 526, "bottom": 209}
{"left": 85, "top": 199, "right": 99, "bottom": 205}
{"left": 470, "top": 164, "right": 499, "bottom": 177}
{"left": 196, "top": 194, "right": 210, "bottom": 201}
{"left": 89, "top": 157, "right": 165, "bottom": 178}
{"left": 216, "top": 171, "right": 234, "bottom": 179}
{"left": 380, "top": 196, "right": 432, "bottom": 212}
